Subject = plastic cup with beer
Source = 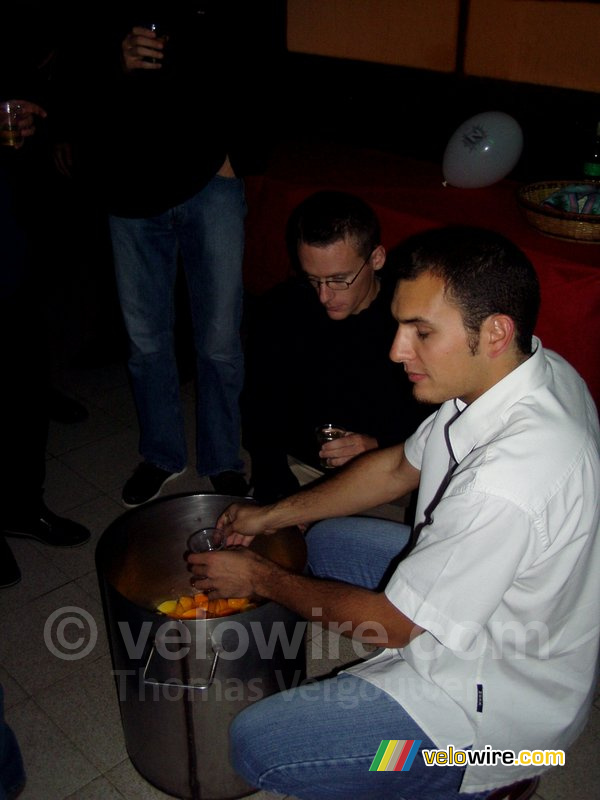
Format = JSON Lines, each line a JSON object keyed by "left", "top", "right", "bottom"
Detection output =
{"left": 315, "top": 423, "right": 347, "bottom": 469}
{"left": 0, "top": 102, "right": 24, "bottom": 148}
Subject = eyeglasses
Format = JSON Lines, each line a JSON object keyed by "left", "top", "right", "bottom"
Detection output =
{"left": 304, "top": 249, "right": 374, "bottom": 291}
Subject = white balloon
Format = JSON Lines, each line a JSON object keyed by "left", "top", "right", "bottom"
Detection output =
{"left": 442, "top": 111, "right": 524, "bottom": 188}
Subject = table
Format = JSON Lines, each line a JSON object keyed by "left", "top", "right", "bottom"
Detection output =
{"left": 243, "top": 143, "right": 600, "bottom": 407}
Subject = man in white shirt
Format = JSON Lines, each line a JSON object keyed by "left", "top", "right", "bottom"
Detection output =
{"left": 188, "top": 225, "right": 600, "bottom": 799}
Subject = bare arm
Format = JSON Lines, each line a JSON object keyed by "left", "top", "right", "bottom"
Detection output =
{"left": 219, "top": 443, "right": 420, "bottom": 544}
{"left": 188, "top": 546, "right": 423, "bottom": 648}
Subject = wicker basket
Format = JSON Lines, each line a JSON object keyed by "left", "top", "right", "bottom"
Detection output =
{"left": 517, "top": 180, "right": 600, "bottom": 243}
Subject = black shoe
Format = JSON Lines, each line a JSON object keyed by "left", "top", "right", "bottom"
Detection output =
{"left": 209, "top": 470, "right": 250, "bottom": 497}
{"left": 49, "top": 389, "right": 89, "bottom": 424}
{"left": 3, "top": 504, "right": 90, "bottom": 547}
{"left": 0, "top": 536, "right": 21, "bottom": 588}
{"left": 122, "top": 463, "right": 185, "bottom": 507}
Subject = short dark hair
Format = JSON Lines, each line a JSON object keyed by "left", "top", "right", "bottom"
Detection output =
{"left": 395, "top": 226, "right": 541, "bottom": 355}
{"left": 286, "top": 190, "right": 381, "bottom": 270}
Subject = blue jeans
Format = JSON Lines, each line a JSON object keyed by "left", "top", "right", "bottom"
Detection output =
{"left": 0, "top": 685, "right": 25, "bottom": 800}
{"left": 230, "top": 517, "right": 490, "bottom": 799}
{"left": 109, "top": 175, "right": 246, "bottom": 476}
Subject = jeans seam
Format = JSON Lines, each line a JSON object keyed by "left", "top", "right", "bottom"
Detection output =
{"left": 257, "top": 752, "right": 376, "bottom": 783}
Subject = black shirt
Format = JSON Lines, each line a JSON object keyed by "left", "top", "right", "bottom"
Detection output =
{"left": 242, "top": 273, "right": 433, "bottom": 501}
{"left": 56, "top": 1, "right": 281, "bottom": 216}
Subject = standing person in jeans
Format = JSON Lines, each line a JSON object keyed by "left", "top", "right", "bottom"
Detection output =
{"left": 86, "top": 2, "right": 278, "bottom": 505}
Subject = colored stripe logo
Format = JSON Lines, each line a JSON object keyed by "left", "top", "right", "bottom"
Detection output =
{"left": 369, "top": 740, "right": 422, "bottom": 772}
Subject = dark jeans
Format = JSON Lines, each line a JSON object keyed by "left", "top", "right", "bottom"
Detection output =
{"left": 0, "top": 685, "right": 25, "bottom": 800}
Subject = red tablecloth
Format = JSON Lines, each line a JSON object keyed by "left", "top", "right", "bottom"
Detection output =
{"left": 243, "top": 149, "right": 600, "bottom": 408}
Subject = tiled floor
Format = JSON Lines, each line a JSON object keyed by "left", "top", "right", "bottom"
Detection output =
{"left": 1, "top": 358, "right": 598, "bottom": 799}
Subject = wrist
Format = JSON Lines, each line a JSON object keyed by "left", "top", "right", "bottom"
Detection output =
{"left": 253, "top": 557, "right": 286, "bottom": 600}
{"left": 262, "top": 498, "right": 306, "bottom": 533}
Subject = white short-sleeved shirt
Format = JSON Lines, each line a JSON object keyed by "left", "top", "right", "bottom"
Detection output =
{"left": 347, "top": 339, "right": 600, "bottom": 792}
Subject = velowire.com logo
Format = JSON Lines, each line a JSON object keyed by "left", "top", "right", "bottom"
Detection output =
{"left": 369, "top": 740, "right": 422, "bottom": 772}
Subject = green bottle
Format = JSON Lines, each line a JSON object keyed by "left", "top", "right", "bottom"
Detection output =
{"left": 583, "top": 121, "right": 600, "bottom": 179}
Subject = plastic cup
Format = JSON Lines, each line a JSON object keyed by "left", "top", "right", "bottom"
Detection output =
{"left": 187, "top": 527, "right": 226, "bottom": 553}
{"left": 0, "top": 102, "right": 23, "bottom": 148}
{"left": 315, "top": 424, "right": 347, "bottom": 469}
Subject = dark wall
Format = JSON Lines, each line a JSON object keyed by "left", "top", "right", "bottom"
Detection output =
{"left": 275, "top": 52, "right": 599, "bottom": 183}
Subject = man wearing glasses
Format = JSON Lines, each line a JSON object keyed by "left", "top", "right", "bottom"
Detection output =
{"left": 242, "top": 190, "right": 428, "bottom": 505}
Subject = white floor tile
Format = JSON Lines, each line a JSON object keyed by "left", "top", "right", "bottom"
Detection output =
{"left": 6, "top": 697, "right": 99, "bottom": 799}
{"left": 306, "top": 626, "right": 374, "bottom": 678}
{"left": 35, "top": 653, "right": 128, "bottom": 773}
{"left": 103, "top": 759, "right": 180, "bottom": 799}
{"left": 58, "top": 429, "right": 141, "bottom": 493}
{"left": 0, "top": 664, "right": 27, "bottom": 709}
{"left": 0, "top": 581, "right": 108, "bottom": 695}
{"left": 47, "top": 404, "right": 129, "bottom": 459}
{"left": 34, "top": 495, "right": 124, "bottom": 582}
{"left": 64, "top": 775, "right": 127, "bottom": 799}
{"left": 75, "top": 570, "right": 104, "bottom": 605}
{"left": 44, "top": 456, "right": 104, "bottom": 512}
{"left": 54, "top": 362, "right": 130, "bottom": 399}
{"left": 87, "top": 382, "right": 138, "bottom": 427}
{"left": 0, "top": 537, "right": 72, "bottom": 613}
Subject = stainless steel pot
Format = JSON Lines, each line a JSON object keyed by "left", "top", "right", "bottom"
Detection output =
{"left": 96, "top": 493, "right": 307, "bottom": 800}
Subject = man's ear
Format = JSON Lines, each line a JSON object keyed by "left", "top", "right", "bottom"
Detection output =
{"left": 371, "top": 244, "right": 387, "bottom": 272}
{"left": 483, "top": 314, "right": 515, "bottom": 358}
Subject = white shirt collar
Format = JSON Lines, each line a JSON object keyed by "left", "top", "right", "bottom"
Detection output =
{"left": 447, "top": 337, "right": 544, "bottom": 464}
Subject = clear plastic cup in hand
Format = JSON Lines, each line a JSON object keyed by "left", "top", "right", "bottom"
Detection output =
{"left": 0, "top": 102, "right": 24, "bottom": 148}
{"left": 315, "top": 424, "right": 347, "bottom": 469}
{"left": 187, "top": 527, "right": 226, "bottom": 553}
{"left": 140, "top": 22, "right": 166, "bottom": 64}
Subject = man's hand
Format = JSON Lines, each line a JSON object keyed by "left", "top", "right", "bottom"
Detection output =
{"left": 186, "top": 545, "right": 424, "bottom": 649}
{"left": 2, "top": 101, "right": 47, "bottom": 149}
{"left": 319, "top": 432, "right": 378, "bottom": 469}
{"left": 121, "top": 26, "right": 166, "bottom": 72}
{"left": 216, "top": 502, "right": 280, "bottom": 547}
{"left": 187, "top": 546, "right": 275, "bottom": 599}
{"left": 221, "top": 444, "right": 418, "bottom": 546}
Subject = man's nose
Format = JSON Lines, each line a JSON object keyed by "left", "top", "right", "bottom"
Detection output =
{"left": 389, "top": 328, "right": 413, "bottom": 364}
{"left": 317, "top": 282, "right": 334, "bottom": 303}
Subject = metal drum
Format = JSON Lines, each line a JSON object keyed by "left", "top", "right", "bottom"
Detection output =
{"left": 96, "top": 493, "right": 307, "bottom": 800}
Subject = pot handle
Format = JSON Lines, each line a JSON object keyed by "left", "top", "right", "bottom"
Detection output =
{"left": 143, "top": 640, "right": 221, "bottom": 691}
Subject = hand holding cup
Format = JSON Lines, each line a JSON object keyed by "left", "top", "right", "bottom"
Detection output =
{"left": 187, "top": 527, "right": 226, "bottom": 553}
{"left": 315, "top": 424, "right": 347, "bottom": 469}
{"left": 122, "top": 24, "right": 167, "bottom": 71}
{"left": 0, "top": 100, "right": 46, "bottom": 149}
